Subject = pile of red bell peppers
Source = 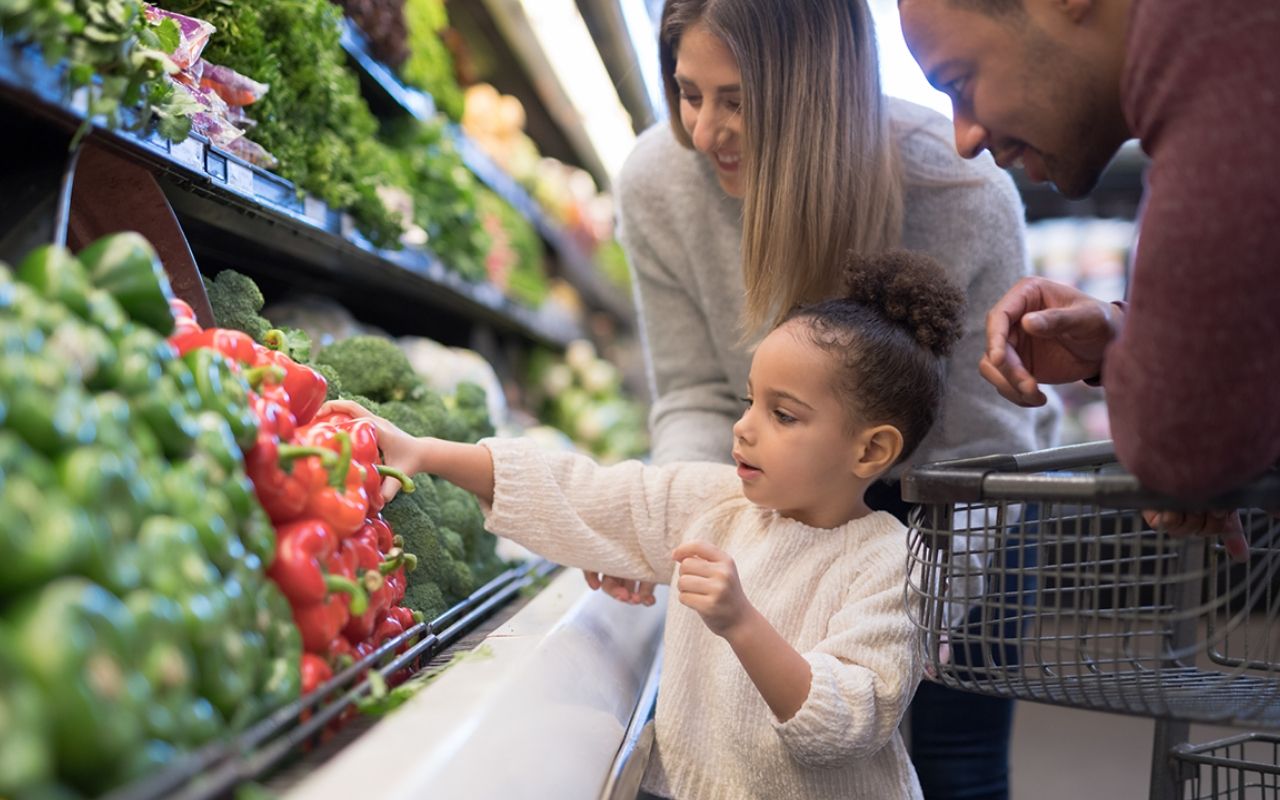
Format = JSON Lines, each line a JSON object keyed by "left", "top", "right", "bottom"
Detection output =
{"left": 168, "top": 301, "right": 422, "bottom": 695}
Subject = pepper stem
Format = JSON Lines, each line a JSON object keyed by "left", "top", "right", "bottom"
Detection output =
{"left": 378, "top": 549, "right": 405, "bottom": 575}
{"left": 375, "top": 464, "right": 415, "bottom": 494}
{"left": 277, "top": 444, "right": 337, "bottom": 469}
{"left": 262, "top": 328, "right": 288, "bottom": 355}
{"left": 324, "top": 573, "right": 369, "bottom": 615}
{"left": 329, "top": 431, "right": 353, "bottom": 490}
{"left": 360, "top": 569, "right": 385, "bottom": 593}
{"left": 244, "top": 364, "right": 286, "bottom": 390}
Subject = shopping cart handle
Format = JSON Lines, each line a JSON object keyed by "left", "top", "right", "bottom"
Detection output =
{"left": 902, "top": 440, "right": 1280, "bottom": 509}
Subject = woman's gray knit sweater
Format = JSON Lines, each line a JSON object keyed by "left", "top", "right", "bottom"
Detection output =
{"left": 617, "top": 98, "right": 1059, "bottom": 470}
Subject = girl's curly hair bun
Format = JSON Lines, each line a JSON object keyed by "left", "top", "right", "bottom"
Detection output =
{"left": 842, "top": 250, "right": 965, "bottom": 357}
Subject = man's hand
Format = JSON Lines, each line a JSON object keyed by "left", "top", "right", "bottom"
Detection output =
{"left": 1142, "top": 509, "right": 1250, "bottom": 563}
{"left": 583, "top": 572, "right": 657, "bottom": 606}
{"left": 672, "top": 541, "right": 751, "bottom": 638}
{"left": 980, "top": 277, "right": 1122, "bottom": 407}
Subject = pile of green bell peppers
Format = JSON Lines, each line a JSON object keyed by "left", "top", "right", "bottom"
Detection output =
{"left": 0, "top": 234, "right": 301, "bottom": 799}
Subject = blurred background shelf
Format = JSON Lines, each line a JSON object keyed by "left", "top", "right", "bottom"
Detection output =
{"left": 340, "top": 17, "right": 636, "bottom": 328}
{"left": 0, "top": 34, "right": 581, "bottom": 351}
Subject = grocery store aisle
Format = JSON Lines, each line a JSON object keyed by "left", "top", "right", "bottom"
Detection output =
{"left": 1009, "top": 700, "right": 1237, "bottom": 798}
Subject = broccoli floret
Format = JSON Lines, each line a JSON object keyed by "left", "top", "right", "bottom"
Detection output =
{"left": 383, "top": 471, "right": 478, "bottom": 610}
{"left": 405, "top": 581, "right": 447, "bottom": 624}
{"left": 441, "top": 528, "right": 465, "bottom": 561}
{"left": 455, "top": 382, "right": 495, "bottom": 439}
{"left": 204, "top": 270, "right": 270, "bottom": 341}
{"left": 315, "top": 336, "right": 421, "bottom": 402}
{"left": 376, "top": 398, "right": 447, "bottom": 439}
{"left": 314, "top": 362, "right": 343, "bottom": 402}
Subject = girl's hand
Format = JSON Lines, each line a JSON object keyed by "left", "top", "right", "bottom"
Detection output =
{"left": 318, "top": 399, "right": 432, "bottom": 503}
{"left": 672, "top": 541, "right": 751, "bottom": 638}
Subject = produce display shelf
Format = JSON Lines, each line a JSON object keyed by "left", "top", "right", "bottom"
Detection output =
{"left": 0, "top": 34, "right": 581, "bottom": 350}
{"left": 102, "top": 558, "right": 560, "bottom": 800}
{"left": 340, "top": 20, "right": 636, "bottom": 327}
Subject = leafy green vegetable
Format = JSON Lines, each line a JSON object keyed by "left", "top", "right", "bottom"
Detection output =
{"left": 382, "top": 116, "right": 490, "bottom": 283}
{"left": 401, "top": 0, "right": 464, "bottom": 121}
{"left": 162, "top": 0, "right": 406, "bottom": 248}
{"left": 1, "top": 0, "right": 196, "bottom": 143}
{"left": 355, "top": 645, "right": 493, "bottom": 717}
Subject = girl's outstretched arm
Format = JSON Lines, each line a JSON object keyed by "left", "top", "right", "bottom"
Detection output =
{"left": 319, "top": 400, "right": 495, "bottom": 505}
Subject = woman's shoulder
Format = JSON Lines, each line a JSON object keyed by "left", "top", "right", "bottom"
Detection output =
{"left": 617, "top": 123, "right": 719, "bottom": 213}
{"left": 888, "top": 97, "right": 1007, "bottom": 187}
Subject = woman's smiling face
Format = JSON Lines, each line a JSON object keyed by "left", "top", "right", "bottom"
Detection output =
{"left": 674, "top": 22, "right": 746, "bottom": 197}
{"left": 732, "top": 321, "right": 869, "bottom": 528}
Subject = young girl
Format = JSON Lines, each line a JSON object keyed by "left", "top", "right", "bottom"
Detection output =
{"left": 326, "top": 250, "right": 964, "bottom": 800}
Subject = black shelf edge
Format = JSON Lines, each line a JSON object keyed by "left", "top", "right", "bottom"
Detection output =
{"left": 337, "top": 19, "right": 636, "bottom": 327}
{"left": 0, "top": 33, "right": 580, "bottom": 350}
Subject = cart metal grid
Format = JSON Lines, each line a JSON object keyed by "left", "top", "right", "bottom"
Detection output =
{"left": 902, "top": 441, "right": 1280, "bottom": 727}
{"left": 1174, "top": 733, "right": 1280, "bottom": 799}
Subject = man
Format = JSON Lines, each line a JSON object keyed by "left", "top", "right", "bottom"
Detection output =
{"left": 898, "top": 0, "right": 1280, "bottom": 500}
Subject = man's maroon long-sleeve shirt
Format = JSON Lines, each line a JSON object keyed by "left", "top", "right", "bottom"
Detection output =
{"left": 1105, "top": 0, "right": 1280, "bottom": 497}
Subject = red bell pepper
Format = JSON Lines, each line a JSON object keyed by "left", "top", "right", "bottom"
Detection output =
{"left": 309, "top": 412, "right": 416, "bottom": 514}
{"left": 256, "top": 336, "right": 327, "bottom": 426}
{"left": 172, "top": 327, "right": 258, "bottom": 364}
{"left": 169, "top": 297, "right": 201, "bottom": 338}
{"left": 390, "top": 606, "right": 424, "bottom": 630}
{"left": 371, "top": 614, "right": 405, "bottom": 648}
{"left": 342, "top": 531, "right": 394, "bottom": 644}
{"left": 301, "top": 653, "right": 332, "bottom": 695}
{"left": 250, "top": 380, "right": 297, "bottom": 441}
{"left": 268, "top": 519, "right": 340, "bottom": 605}
{"left": 293, "top": 545, "right": 369, "bottom": 655}
{"left": 293, "top": 430, "right": 369, "bottom": 537}
{"left": 245, "top": 434, "right": 333, "bottom": 524}
{"left": 326, "top": 635, "right": 356, "bottom": 671}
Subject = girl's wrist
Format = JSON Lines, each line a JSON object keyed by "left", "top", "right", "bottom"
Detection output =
{"left": 723, "top": 605, "right": 763, "bottom": 647}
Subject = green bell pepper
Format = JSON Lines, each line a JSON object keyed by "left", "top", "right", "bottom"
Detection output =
{"left": 112, "top": 324, "right": 169, "bottom": 398}
{"left": 0, "top": 475, "right": 106, "bottom": 596}
{"left": 85, "top": 286, "right": 129, "bottom": 335}
{"left": 78, "top": 232, "right": 175, "bottom": 335}
{"left": 125, "top": 590, "right": 198, "bottom": 744}
{"left": 1, "top": 355, "right": 98, "bottom": 456}
{"left": 0, "top": 645, "right": 54, "bottom": 797}
{"left": 136, "top": 516, "right": 221, "bottom": 599}
{"left": 15, "top": 244, "right": 90, "bottom": 319}
{"left": 132, "top": 369, "right": 200, "bottom": 461}
{"left": 184, "top": 348, "right": 260, "bottom": 451}
{"left": 162, "top": 462, "right": 247, "bottom": 575}
{"left": 8, "top": 578, "right": 147, "bottom": 794}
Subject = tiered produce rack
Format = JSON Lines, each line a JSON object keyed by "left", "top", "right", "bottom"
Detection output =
{"left": 0, "top": 33, "right": 583, "bottom": 350}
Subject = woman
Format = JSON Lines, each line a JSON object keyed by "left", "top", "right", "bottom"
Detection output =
{"left": 590, "top": 0, "right": 1059, "bottom": 798}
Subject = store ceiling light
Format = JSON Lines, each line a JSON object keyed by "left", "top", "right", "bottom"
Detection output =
{"left": 513, "top": 0, "right": 638, "bottom": 183}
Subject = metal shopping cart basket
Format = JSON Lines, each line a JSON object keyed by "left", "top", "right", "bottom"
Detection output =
{"left": 903, "top": 441, "right": 1280, "bottom": 797}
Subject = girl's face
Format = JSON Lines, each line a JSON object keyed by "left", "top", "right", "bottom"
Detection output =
{"left": 674, "top": 22, "right": 745, "bottom": 197}
{"left": 732, "top": 321, "right": 872, "bottom": 528}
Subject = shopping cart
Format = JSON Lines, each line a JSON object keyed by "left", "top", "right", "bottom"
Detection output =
{"left": 902, "top": 441, "right": 1280, "bottom": 799}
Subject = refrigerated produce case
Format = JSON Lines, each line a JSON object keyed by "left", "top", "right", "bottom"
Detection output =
{"left": 0, "top": 11, "right": 661, "bottom": 797}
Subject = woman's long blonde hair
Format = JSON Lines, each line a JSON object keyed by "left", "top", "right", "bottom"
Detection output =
{"left": 659, "top": 0, "right": 904, "bottom": 333}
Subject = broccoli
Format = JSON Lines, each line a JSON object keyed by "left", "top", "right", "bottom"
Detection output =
{"left": 383, "top": 471, "right": 477, "bottom": 610}
{"left": 204, "top": 269, "right": 270, "bottom": 341}
{"left": 442, "top": 381, "right": 494, "bottom": 442}
{"left": 315, "top": 335, "right": 421, "bottom": 402}
{"left": 374, "top": 393, "right": 449, "bottom": 439}
{"left": 313, "top": 362, "right": 343, "bottom": 402}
